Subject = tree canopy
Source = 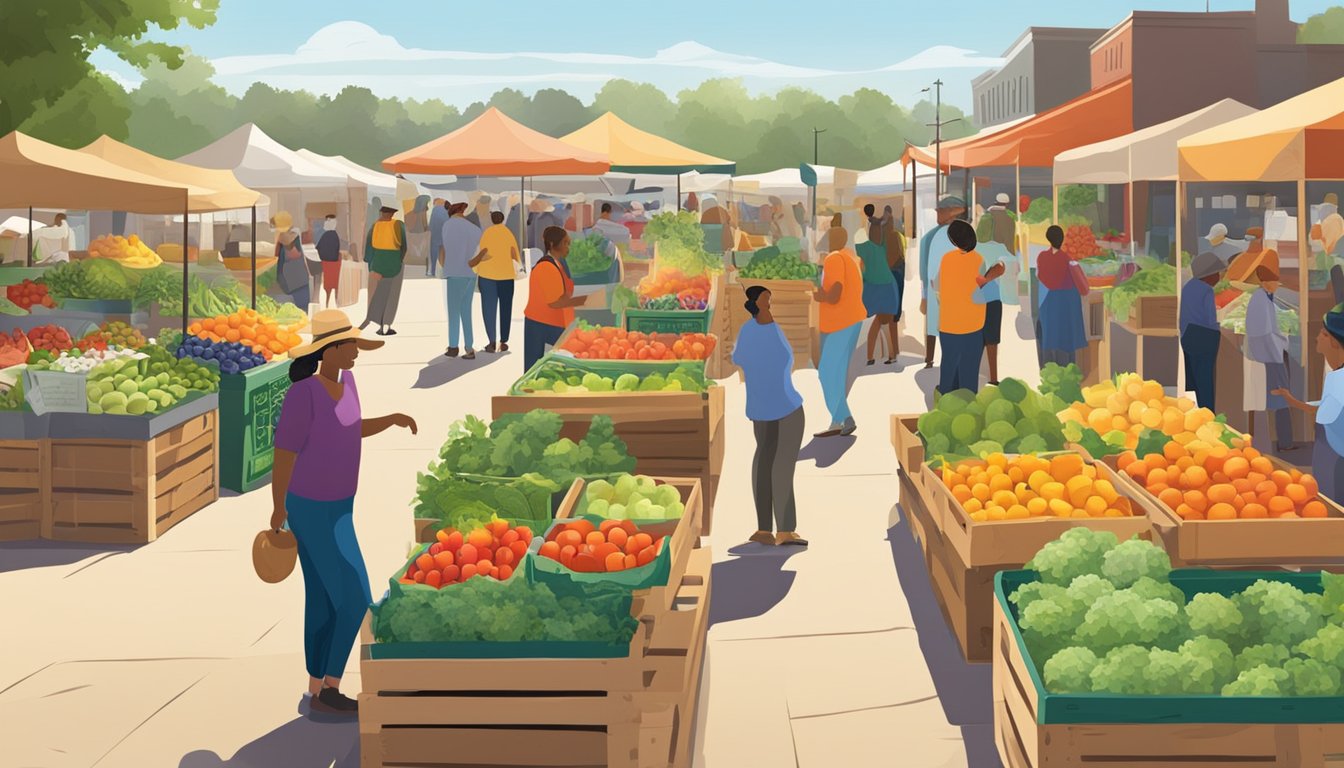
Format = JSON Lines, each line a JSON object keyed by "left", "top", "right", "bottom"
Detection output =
{"left": 1299, "top": 6, "right": 1344, "bottom": 43}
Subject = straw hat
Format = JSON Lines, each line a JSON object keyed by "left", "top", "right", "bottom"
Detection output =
{"left": 252, "top": 529, "right": 298, "bottom": 583}
{"left": 288, "top": 308, "right": 385, "bottom": 358}
{"left": 272, "top": 211, "right": 294, "bottom": 230}
{"left": 529, "top": 198, "right": 554, "bottom": 213}
{"left": 1205, "top": 222, "right": 1227, "bottom": 245}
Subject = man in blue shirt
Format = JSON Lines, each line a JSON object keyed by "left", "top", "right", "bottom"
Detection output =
{"left": 1180, "top": 251, "right": 1227, "bottom": 410}
{"left": 427, "top": 198, "right": 447, "bottom": 278}
{"left": 918, "top": 195, "right": 966, "bottom": 369}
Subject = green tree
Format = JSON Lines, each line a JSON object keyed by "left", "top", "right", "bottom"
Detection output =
{"left": 19, "top": 73, "right": 132, "bottom": 147}
{"left": 1299, "top": 7, "right": 1344, "bottom": 43}
{"left": 0, "top": 0, "right": 218, "bottom": 136}
{"left": 128, "top": 51, "right": 237, "bottom": 156}
{"left": 592, "top": 80, "right": 676, "bottom": 134}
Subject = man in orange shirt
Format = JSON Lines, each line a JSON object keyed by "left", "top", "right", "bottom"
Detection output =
{"left": 935, "top": 220, "right": 1002, "bottom": 394}
{"left": 812, "top": 229, "right": 867, "bottom": 437}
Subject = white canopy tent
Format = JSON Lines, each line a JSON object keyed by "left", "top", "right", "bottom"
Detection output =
{"left": 296, "top": 149, "right": 398, "bottom": 197}
{"left": 179, "top": 124, "right": 370, "bottom": 252}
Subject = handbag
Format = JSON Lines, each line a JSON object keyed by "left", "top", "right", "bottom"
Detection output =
{"left": 276, "top": 245, "right": 307, "bottom": 295}
{"left": 252, "top": 529, "right": 298, "bottom": 583}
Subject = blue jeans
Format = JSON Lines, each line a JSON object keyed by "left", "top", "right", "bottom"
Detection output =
{"left": 285, "top": 493, "right": 371, "bottom": 680}
{"left": 427, "top": 240, "right": 440, "bottom": 277}
{"left": 445, "top": 276, "right": 477, "bottom": 349}
{"left": 524, "top": 318, "right": 564, "bottom": 371}
{"left": 818, "top": 320, "right": 862, "bottom": 425}
{"left": 939, "top": 330, "right": 985, "bottom": 395}
{"left": 479, "top": 277, "right": 515, "bottom": 345}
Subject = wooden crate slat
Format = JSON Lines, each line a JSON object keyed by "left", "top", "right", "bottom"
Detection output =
{"left": 153, "top": 412, "right": 214, "bottom": 456}
{"left": 0, "top": 470, "right": 41, "bottom": 491}
{"left": 359, "top": 693, "right": 646, "bottom": 728}
{"left": 360, "top": 727, "right": 608, "bottom": 768}
{"left": 154, "top": 447, "right": 215, "bottom": 496}
{"left": 152, "top": 484, "right": 215, "bottom": 537}
{"left": 154, "top": 430, "right": 215, "bottom": 478}
{"left": 0, "top": 445, "right": 41, "bottom": 471}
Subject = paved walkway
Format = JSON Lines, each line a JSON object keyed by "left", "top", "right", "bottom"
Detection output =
{"left": 1, "top": 271, "right": 1043, "bottom": 767}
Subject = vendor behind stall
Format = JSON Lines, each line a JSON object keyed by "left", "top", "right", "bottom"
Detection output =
{"left": 1246, "top": 263, "right": 1296, "bottom": 452}
{"left": 1180, "top": 251, "right": 1227, "bottom": 410}
{"left": 1276, "top": 304, "right": 1344, "bottom": 500}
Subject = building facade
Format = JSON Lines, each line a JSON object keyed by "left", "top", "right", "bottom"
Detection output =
{"left": 1092, "top": 0, "right": 1344, "bottom": 129}
{"left": 971, "top": 27, "right": 1106, "bottom": 129}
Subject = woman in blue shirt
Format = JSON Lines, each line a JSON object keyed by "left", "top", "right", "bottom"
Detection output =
{"left": 732, "top": 286, "right": 808, "bottom": 547}
{"left": 1276, "top": 305, "right": 1344, "bottom": 500}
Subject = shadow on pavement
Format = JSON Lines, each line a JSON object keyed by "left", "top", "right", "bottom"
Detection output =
{"left": 412, "top": 352, "right": 508, "bottom": 389}
{"left": 0, "top": 541, "right": 137, "bottom": 574}
{"left": 797, "top": 435, "right": 855, "bottom": 468}
{"left": 178, "top": 713, "right": 358, "bottom": 768}
{"left": 708, "top": 547, "right": 801, "bottom": 628}
{"left": 914, "top": 366, "right": 941, "bottom": 411}
{"left": 886, "top": 509, "right": 1001, "bottom": 768}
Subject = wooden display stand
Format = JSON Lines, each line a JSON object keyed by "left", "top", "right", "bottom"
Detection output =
{"left": 890, "top": 414, "right": 923, "bottom": 473}
{"left": 907, "top": 456, "right": 1150, "bottom": 663}
{"left": 0, "top": 440, "right": 47, "bottom": 541}
{"left": 358, "top": 549, "right": 711, "bottom": 768}
{"left": 993, "top": 597, "right": 1344, "bottom": 768}
{"left": 492, "top": 388, "right": 725, "bottom": 534}
{"left": 42, "top": 411, "right": 219, "bottom": 543}
{"left": 1103, "top": 453, "right": 1344, "bottom": 567}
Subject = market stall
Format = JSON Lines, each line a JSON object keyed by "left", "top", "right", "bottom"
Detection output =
{"left": 0, "top": 131, "right": 241, "bottom": 542}
{"left": 1053, "top": 99, "right": 1258, "bottom": 392}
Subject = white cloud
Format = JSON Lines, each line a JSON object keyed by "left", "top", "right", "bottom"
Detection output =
{"left": 881, "top": 45, "right": 1005, "bottom": 72}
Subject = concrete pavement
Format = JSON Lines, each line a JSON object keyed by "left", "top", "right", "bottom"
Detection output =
{"left": 1, "top": 269, "right": 1039, "bottom": 767}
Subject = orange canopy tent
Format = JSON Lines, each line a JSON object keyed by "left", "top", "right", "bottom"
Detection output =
{"left": 383, "top": 107, "right": 610, "bottom": 176}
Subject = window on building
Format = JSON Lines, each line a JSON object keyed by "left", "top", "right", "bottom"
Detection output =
{"left": 1119, "top": 42, "right": 1124, "bottom": 69}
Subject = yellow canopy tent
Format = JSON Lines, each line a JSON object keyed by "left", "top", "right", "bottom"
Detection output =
{"left": 78, "top": 136, "right": 263, "bottom": 212}
{"left": 560, "top": 112, "right": 733, "bottom": 174}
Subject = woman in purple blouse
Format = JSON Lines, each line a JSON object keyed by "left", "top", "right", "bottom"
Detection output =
{"left": 270, "top": 309, "right": 417, "bottom": 716}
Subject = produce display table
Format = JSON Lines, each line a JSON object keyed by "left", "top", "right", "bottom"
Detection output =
{"left": 994, "top": 569, "right": 1344, "bottom": 768}
{"left": 218, "top": 360, "right": 291, "bottom": 493}
{"left": 492, "top": 385, "right": 724, "bottom": 534}
{"left": 357, "top": 547, "right": 711, "bottom": 768}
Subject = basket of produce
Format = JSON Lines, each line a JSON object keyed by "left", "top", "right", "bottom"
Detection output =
{"left": 187, "top": 309, "right": 305, "bottom": 362}
{"left": 554, "top": 322, "right": 716, "bottom": 366}
{"left": 995, "top": 528, "right": 1344, "bottom": 767}
{"left": 5, "top": 279, "right": 55, "bottom": 311}
{"left": 733, "top": 246, "right": 820, "bottom": 285}
{"left": 1103, "top": 259, "right": 1177, "bottom": 331}
{"left": 528, "top": 514, "right": 675, "bottom": 589}
{"left": 88, "top": 234, "right": 162, "bottom": 269}
{"left": 567, "top": 232, "right": 621, "bottom": 286}
{"left": 916, "top": 377, "right": 1071, "bottom": 466}
{"left": 646, "top": 211, "right": 724, "bottom": 276}
{"left": 625, "top": 268, "right": 715, "bottom": 334}
{"left": 396, "top": 519, "right": 535, "bottom": 588}
{"left": 1059, "top": 373, "right": 1245, "bottom": 459}
{"left": 511, "top": 355, "right": 710, "bottom": 397}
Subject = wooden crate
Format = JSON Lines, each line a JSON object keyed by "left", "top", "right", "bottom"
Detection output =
{"left": 993, "top": 597, "right": 1344, "bottom": 768}
{"left": 897, "top": 468, "right": 935, "bottom": 567}
{"left": 890, "top": 413, "right": 923, "bottom": 473}
{"left": 1103, "top": 453, "right": 1344, "bottom": 567}
{"left": 557, "top": 476, "right": 704, "bottom": 613}
{"left": 919, "top": 458, "right": 1152, "bottom": 568}
{"left": 720, "top": 278, "right": 817, "bottom": 374}
{"left": 42, "top": 411, "right": 219, "bottom": 543}
{"left": 1130, "top": 293, "right": 1178, "bottom": 334}
{"left": 358, "top": 548, "right": 712, "bottom": 768}
{"left": 492, "top": 388, "right": 724, "bottom": 535}
{"left": 0, "top": 440, "right": 46, "bottom": 541}
{"left": 621, "top": 258, "right": 652, "bottom": 291}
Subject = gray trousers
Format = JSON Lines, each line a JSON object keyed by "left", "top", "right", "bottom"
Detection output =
{"left": 751, "top": 406, "right": 805, "bottom": 533}
{"left": 366, "top": 265, "right": 404, "bottom": 327}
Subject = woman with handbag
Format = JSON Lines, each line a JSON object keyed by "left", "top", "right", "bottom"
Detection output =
{"left": 270, "top": 309, "right": 417, "bottom": 716}
{"left": 273, "top": 211, "right": 310, "bottom": 310}
{"left": 1036, "top": 225, "right": 1090, "bottom": 367}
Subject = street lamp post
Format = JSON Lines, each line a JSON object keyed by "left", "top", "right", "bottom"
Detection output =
{"left": 812, "top": 127, "right": 826, "bottom": 231}
{"left": 922, "top": 80, "right": 961, "bottom": 197}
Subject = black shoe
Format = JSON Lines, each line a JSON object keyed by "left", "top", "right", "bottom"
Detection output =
{"left": 866, "top": 359, "right": 875, "bottom": 366}
{"left": 384, "top": 328, "right": 397, "bottom": 336}
{"left": 375, "top": 329, "right": 388, "bottom": 336}
{"left": 484, "top": 343, "right": 497, "bottom": 353}
{"left": 311, "top": 687, "right": 358, "bottom": 716}
{"left": 445, "top": 347, "right": 459, "bottom": 358}
{"left": 499, "top": 342, "right": 509, "bottom": 352}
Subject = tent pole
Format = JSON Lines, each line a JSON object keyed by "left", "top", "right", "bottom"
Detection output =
{"left": 26, "top": 207, "right": 32, "bottom": 267}
{"left": 1127, "top": 148, "right": 1136, "bottom": 259}
{"left": 677, "top": 173, "right": 682, "bottom": 211}
{"left": 250, "top": 205, "right": 258, "bottom": 310}
{"left": 963, "top": 168, "right": 971, "bottom": 222}
{"left": 1052, "top": 183, "right": 1059, "bottom": 226}
{"left": 1175, "top": 180, "right": 1184, "bottom": 395}
{"left": 911, "top": 161, "right": 918, "bottom": 239}
{"left": 1299, "top": 177, "right": 1311, "bottom": 414}
{"left": 182, "top": 202, "right": 190, "bottom": 335}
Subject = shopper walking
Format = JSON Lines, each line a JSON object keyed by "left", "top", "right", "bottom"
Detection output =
{"left": 361, "top": 206, "right": 407, "bottom": 336}
{"left": 813, "top": 230, "right": 866, "bottom": 437}
{"left": 523, "top": 227, "right": 587, "bottom": 371}
{"left": 427, "top": 199, "right": 447, "bottom": 278}
{"left": 273, "top": 211, "right": 311, "bottom": 311}
{"left": 918, "top": 196, "right": 966, "bottom": 369}
{"left": 271, "top": 308, "right": 416, "bottom": 717}
{"left": 1179, "top": 251, "right": 1227, "bottom": 410}
{"left": 476, "top": 211, "right": 521, "bottom": 353}
{"left": 935, "top": 220, "right": 995, "bottom": 395}
{"left": 859, "top": 206, "right": 902, "bottom": 365}
{"left": 316, "top": 215, "right": 342, "bottom": 308}
{"left": 1246, "top": 264, "right": 1297, "bottom": 452}
{"left": 440, "top": 202, "right": 483, "bottom": 359}
{"left": 1276, "top": 305, "right": 1344, "bottom": 500}
{"left": 733, "top": 286, "right": 808, "bottom": 547}
{"left": 1037, "top": 225, "right": 1090, "bottom": 367}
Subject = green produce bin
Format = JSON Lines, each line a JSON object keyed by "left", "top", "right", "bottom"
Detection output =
{"left": 218, "top": 359, "right": 291, "bottom": 493}
{"left": 997, "top": 568, "right": 1344, "bottom": 725}
{"left": 510, "top": 354, "right": 709, "bottom": 395}
{"left": 525, "top": 514, "right": 675, "bottom": 591}
{"left": 622, "top": 306, "right": 712, "bottom": 334}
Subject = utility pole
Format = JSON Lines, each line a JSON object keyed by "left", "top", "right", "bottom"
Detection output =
{"left": 923, "top": 80, "right": 960, "bottom": 196}
{"left": 812, "top": 127, "right": 826, "bottom": 229}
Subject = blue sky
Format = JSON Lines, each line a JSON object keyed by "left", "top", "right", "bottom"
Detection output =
{"left": 96, "top": 0, "right": 1340, "bottom": 108}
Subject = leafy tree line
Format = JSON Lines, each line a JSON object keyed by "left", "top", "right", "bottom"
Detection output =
{"left": 0, "top": 2, "right": 973, "bottom": 175}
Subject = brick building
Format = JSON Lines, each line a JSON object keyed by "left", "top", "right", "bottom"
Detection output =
{"left": 971, "top": 27, "right": 1106, "bottom": 129}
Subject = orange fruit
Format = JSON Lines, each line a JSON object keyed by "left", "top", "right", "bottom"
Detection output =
{"left": 1250, "top": 456, "right": 1274, "bottom": 475}
{"left": 1285, "top": 484, "right": 1309, "bottom": 505}
{"left": 1183, "top": 466, "right": 1209, "bottom": 489}
{"left": 1183, "top": 490, "right": 1208, "bottom": 512}
{"left": 1303, "top": 476, "right": 1320, "bottom": 498}
{"left": 1223, "top": 456, "right": 1250, "bottom": 480}
{"left": 1176, "top": 503, "right": 1198, "bottom": 519}
{"left": 1117, "top": 452, "right": 1136, "bottom": 471}
{"left": 1208, "top": 484, "right": 1237, "bottom": 505}
{"left": 1303, "top": 500, "right": 1329, "bottom": 518}
{"left": 1158, "top": 488, "right": 1184, "bottom": 509}
{"left": 1164, "top": 441, "right": 1187, "bottom": 462}
{"left": 1241, "top": 503, "right": 1269, "bottom": 519}
{"left": 1272, "top": 470, "right": 1293, "bottom": 489}
{"left": 1208, "top": 503, "right": 1237, "bottom": 520}
{"left": 1268, "top": 496, "right": 1296, "bottom": 516}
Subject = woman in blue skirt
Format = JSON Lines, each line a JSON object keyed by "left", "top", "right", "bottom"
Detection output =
{"left": 861, "top": 206, "right": 905, "bottom": 365}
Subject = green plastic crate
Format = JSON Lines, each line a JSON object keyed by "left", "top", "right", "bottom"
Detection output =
{"left": 622, "top": 306, "right": 711, "bottom": 335}
{"left": 996, "top": 568, "right": 1344, "bottom": 725}
{"left": 510, "top": 354, "right": 709, "bottom": 396}
{"left": 218, "top": 359, "right": 291, "bottom": 493}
